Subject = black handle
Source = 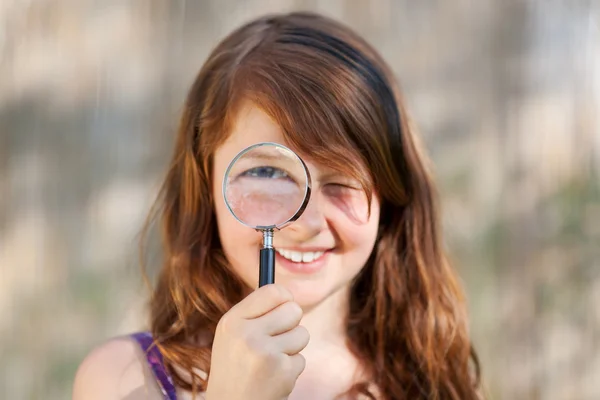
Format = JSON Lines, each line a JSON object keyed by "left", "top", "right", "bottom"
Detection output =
{"left": 259, "top": 247, "right": 275, "bottom": 287}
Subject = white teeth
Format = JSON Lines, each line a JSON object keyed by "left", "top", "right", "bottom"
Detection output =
{"left": 302, "top": 252, "right": 315, "bottom": 263}
{"left": 276, "top": 249, "right": 325, "bottom": 263}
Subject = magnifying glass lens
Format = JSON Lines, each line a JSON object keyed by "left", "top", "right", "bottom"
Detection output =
{"left": 224, "top": 144, "right": 309, "bottom": 229}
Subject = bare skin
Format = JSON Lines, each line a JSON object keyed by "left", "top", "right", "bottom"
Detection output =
{"left": 73, "top": 103, "right": 380, "bottom": 399}
{"left": 72, "top": 287, "right": 363, "bottom": 400}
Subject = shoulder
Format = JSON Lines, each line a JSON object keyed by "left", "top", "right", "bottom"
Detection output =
{"left": 72, "top": 334, "right": 163, "bottom": 400}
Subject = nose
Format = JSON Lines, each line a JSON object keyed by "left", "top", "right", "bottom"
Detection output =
{"left": 286, "top": 190, "right": 327, "bottom": 239}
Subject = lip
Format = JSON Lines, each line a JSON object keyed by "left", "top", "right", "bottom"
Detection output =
{"left": 275, "top": 248, "right": 332, "bottom": 275}
{"left": 274, "top": 246, "right": 333, "bottom": 252}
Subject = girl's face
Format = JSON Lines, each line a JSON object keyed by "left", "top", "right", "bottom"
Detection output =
{"left": 212, "top": 103, "right": 380, "bottom": 309}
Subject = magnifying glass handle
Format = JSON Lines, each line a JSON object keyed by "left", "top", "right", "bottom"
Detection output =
{"left": 259, "top": 248, "right": 275, "bottom": 287}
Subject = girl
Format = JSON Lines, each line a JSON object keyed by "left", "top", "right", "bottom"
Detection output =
{"left": 73, "top": 11, "right": 482, "bottom": 400}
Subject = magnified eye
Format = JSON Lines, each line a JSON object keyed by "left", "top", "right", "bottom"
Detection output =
{"left": 240, "top": 166, "right": 290, "bottom": 180}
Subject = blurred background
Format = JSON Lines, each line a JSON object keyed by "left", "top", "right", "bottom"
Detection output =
{"left": 1, "top": 0, "right": 598, "bottom": 399}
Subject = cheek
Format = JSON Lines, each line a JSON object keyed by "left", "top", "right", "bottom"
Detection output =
{"left": 323, "top": 187, "right": 372, "bottom": 225}
{"left": 214, "top": 191, "right": 262, "bottom": 283}
{"left": 328, "top": 192, "right": 380, "bottom": 257}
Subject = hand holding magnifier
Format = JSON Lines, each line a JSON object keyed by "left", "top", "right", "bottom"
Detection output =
{"left": 222, "top": 142, "right": 311, "bottom": 287}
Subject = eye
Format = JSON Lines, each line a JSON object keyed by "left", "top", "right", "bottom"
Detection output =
{"left": 322, "top": 183, "right": 362, "bottom": 199}
{"left": 325, "top": 182, "right": 361, "bottom": 191}
{"left": 240, "top": 166, "right": 290, "bottom": 180}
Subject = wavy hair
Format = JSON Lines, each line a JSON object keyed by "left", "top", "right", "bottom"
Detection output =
{"left": 142, "top": 11, "right": 482, "bottom": 399}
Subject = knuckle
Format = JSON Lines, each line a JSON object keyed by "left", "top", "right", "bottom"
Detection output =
{"left": 284, "top": 301, "right": 303, "bottom": 320}
{"left": 217, "top": 312, "right": 236, "bottom": 334}
{"left": 296, "top": 325, "right": 310, "bottom": 344}
{"left": 265, "top": 284, "right": 293, "bottom": 303}
{"left": 294, "top": 354, "right": 306, "bottom": 375}
{"left": 243, "top": 333, "right": 262, "bottom": 353}
{"left": 261, "top": 285, "right": 279, "bottom": 303}
{"left": 254, "top": 346, "right": 283, "bottom": 374}
{"left": 264, "top": 349, "right": 282, "bottom": 365}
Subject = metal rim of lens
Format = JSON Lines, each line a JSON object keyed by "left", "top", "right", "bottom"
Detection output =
{"left": 222, "top": 142, "right": 312, "bottom": 231}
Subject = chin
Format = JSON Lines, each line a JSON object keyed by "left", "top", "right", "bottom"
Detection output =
{"left": 277, "top": 276, "right": 349, "bottom": 312}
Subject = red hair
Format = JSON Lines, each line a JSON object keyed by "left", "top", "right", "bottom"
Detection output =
{"left": 142, "top": 11, "right": 482, "bottom": 399}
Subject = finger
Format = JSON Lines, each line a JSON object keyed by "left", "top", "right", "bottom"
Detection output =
{"left": 278, "top": 353, "right": 306, "bottom": 397}
{"left": 288, "top": 353, "right": 306, "bottom": 379}
{"left": 233, "top": 284, "right": 293, "bottom": 319}
{"left": 254, "top": 301, "right": 303, "bottom": 335}
{"left": 272, "top": 325, "right": 310, "bottom": 355}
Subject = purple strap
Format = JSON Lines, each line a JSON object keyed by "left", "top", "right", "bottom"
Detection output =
{"left": 131, "top": 332, "right": 178, "bottom": 400}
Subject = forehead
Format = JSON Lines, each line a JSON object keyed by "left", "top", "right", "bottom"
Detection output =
{"left": 221, "top": 102, "right": 287, "bottom": 151}
{"left": 216, "top": 102, "right": 310, "bottom": 170}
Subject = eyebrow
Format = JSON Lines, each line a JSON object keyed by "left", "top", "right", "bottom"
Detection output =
{"left": 238, "top": 147, "right": 295, "bottom": 162}
{"left": 241, "top": 153, "right": 285, "bottom": 163}
{"left": 317, "top": 170, "right": 358, "bottom": 182}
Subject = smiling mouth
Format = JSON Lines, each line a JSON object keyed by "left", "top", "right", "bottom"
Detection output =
{"left": 275, "top": 248, "right": 330, "bottom": 263}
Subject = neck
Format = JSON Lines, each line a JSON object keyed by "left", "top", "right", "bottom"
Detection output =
{"left": 298, "top": 285, "right": 367, "bottom": 387}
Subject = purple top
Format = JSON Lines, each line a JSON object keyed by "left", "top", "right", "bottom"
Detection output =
{"left": 131, "top": 332, "right": 178, "bottom": 400}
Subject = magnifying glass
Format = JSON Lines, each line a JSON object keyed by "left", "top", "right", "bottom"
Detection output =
{"left": 222, "top": 142, "right": 311, "bottom": 287}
